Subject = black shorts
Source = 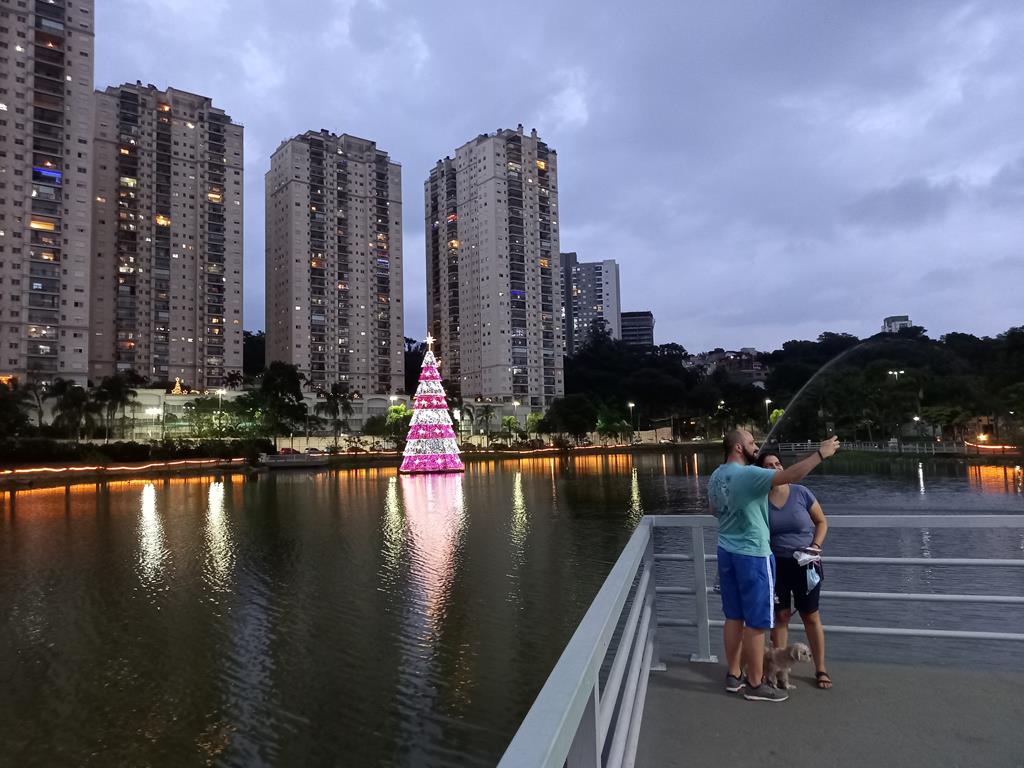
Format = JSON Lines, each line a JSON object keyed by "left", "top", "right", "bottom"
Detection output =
{"left": 774, "top": 555, "right": 822, "bottom": 615}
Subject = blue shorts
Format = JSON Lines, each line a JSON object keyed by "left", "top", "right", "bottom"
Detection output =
{"left": 718, "top": 547, "right": 776, "bottom": 629}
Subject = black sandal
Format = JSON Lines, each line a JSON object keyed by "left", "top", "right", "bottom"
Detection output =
{"left": 815, "top": 670, "right": 832, "bottom": 689}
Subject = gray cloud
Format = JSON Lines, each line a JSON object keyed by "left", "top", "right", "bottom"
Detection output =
{"left": 95, "top": 0, "right": 1024, "bottom": 352}
{"left": 845, "top": 177, "right": 964, "bottom": 231}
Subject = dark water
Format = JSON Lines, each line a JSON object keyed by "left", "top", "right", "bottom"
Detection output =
{"left": 0, "top": 452, "right": 1021, "bottom": 766}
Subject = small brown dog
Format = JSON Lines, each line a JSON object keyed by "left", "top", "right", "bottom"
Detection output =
{"left": 763, "top": 643, "right": 812, "bottom": 689}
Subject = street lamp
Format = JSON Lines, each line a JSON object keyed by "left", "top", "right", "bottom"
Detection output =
{"left": 764, "top": 398, "right": 772, "bottom": 430}
{"left": 887, "top": 370, "right": 905, "bottom": 381}
{"left": 145, "top": 407, "right": 161, "bottom": 441}
{"left": 512, "top": 399, "right": 520, "bottom": 422}
{"left": 628, "top": 401, "right": 635, "bottom": 433}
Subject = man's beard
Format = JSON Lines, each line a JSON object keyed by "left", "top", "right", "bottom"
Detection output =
{"left": 742, "top": 446, "right": 758, "bottom": 465}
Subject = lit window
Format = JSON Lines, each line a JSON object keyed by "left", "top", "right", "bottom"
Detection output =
{"left": 155, "top": 214, "right": 171, "bottom": 227}
{"left": 30, "top": 219, "right": 56, "bottom": 232}
{"left": 119, "top": 176, "right": 137, "bottom": 188}
{"left": 158, "top": 103, "right": 171, "bottom": 112}
{"left": 207, "top": 191, "right": 222, "bottom": 203}
{"left": 536, "top": 160, "right": 547, "bottom": 170}
{"left": 0, "top": 103, "right": 7, "bottom": 112}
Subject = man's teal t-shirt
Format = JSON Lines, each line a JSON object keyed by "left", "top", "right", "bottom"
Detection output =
{"left": 708, "top": 462, "right": 776, "bottom": 556}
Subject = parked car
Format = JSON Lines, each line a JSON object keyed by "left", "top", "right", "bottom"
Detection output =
{"left": 278, "top": 447, "right": 299, "bottom": 455}
{"left": 305, "top": 447, "right": 324, "bottom": 455}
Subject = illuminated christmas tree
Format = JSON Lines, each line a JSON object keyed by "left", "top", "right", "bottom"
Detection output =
{"left": 400, "top": 335, "right": 464, "bottom": 474}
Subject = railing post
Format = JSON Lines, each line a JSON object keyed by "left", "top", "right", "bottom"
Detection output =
{"left": 690, "top": 523, "right": 718, "bottom": 662}
{"left": 566, "top": 682, "right": 600, "bottom": 768}
{"left": 645, "top": 524, "right": 665, "bottom": 672}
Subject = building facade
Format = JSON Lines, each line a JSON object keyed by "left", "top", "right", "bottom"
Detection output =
{"left": 425, "top": 126, "right": 563, "bottom": 409}
{"left": 89, "top": 84, "right": 243, "bottom": 389}
{"left": 0, "top": 0, "right": 95, "bottom": 386}
{"left": 621, "top": 310, "right": 655, "bottom": 347}
{"left": 561, "top": 251, "right": 621, "bottom": 355}
{"left": 266, "top": 130, "right": 403, "bottom": 394}
{"left": 881, "top": 315, "right": 913, "bottom": 334}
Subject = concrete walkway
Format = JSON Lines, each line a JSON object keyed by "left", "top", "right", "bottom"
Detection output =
{"left": 637, "top": 660, "right": 1024, "bottom": 768}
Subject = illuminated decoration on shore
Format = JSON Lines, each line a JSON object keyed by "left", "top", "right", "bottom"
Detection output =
{"left": 400, "top": 335, "right": 464, "bottom": 474}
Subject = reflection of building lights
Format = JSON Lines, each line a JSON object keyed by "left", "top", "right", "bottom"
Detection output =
{"left": 511, "top": 472, "right": 528, "bottom": 549}
{"left": 205, "top": 481, "right": 232, "bottom": 590}
{"left": 138, "top": 483, "right": 167, "bottom": 585}
{"left": 977, "top": 434, "right": 989, "bottom": 442}
{"left": 628, "top": 467, "right": 644, "bottom": 522}
{"left": 382, "top": 477, "right": 405, "bottom": 575}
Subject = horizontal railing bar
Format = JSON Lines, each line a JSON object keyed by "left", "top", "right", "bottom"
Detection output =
{"left": 661, "top": 586, "right": 1024, "bottom": 603}
{"left": 658, "top": 554, "right": 1024, "bottom": 566}
{"left": 598, "top": 566, "right": 651, "bottom": 741}
{"left": 651, "top": 514, "right": 1024, "bottom": 529}
{"left": 825, "top": 557, "right": 1024, "bottom": 566}
{"left": 657, "top": 619, "right": 698, "bottom": 628}
{"left": 822, "top": 590, "right": 1024, "bottom": 604}
{"left": 606, "top": 601, "right": 652, "bottom": 768}
{"left": 705, "top": 619, "right": 1024, "bottom": 642}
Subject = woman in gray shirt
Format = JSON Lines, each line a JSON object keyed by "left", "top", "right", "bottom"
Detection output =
{"left": 758, "top": 451, "right": 831, "bottom": 689}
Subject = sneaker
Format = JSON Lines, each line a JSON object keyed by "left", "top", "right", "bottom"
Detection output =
{"left": 725, "top": 673, "right": 746, "bottom": 692}
{"left": 743, "top": 681, "right": 789, "bottom": 702}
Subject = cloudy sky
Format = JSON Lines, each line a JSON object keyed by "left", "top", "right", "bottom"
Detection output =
{"left": 96, "top": 0, "right": 1024, "bottom": 352}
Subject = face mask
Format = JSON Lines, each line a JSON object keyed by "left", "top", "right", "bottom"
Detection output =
{"left": 806, "top": 564, "right": 822, "bottom": 591}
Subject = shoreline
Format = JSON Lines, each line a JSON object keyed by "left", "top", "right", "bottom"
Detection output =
{"left": 1, "top": 443, "right": 1019, "bottom": 492}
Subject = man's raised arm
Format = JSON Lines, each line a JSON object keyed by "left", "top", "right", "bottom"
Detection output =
{"left": 772, "top": 436, "right": 840, "bottom": 487}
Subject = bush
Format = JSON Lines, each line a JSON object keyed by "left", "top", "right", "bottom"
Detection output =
{"left": 0, "top": 437, "right": 275, "bottom": 466}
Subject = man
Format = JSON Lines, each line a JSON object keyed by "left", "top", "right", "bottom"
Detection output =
{"left": 708, "top": 429, "right": 839, "bottom": 702}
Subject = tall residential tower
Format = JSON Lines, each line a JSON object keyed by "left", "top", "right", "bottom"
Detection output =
{"left": 266, "top": 131, "right": 403, "bottom": 394}
{"left": 0, "top": 0, "right": 95, "bottom": 385}
{"left": 90, "top": 84, "right": 243, "bottom": 388}
{"left": 561, "top": 252, "right": 621, "bottom": 355}
{"left": 425, "top": 126, "right": 563, "bottom": 408}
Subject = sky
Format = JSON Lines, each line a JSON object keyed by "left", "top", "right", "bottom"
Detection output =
{"left": 95, "top": 0, "right": 1024, "bottom": 353}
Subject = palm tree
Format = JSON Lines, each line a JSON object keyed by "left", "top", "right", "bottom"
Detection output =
{"left": 50, "top": 380, "right": 100, "bottom": 440}
{"left": 0, "top": 381, "right": 32, "bottom": 436}
{"left": 313, "top": 382, "right": 355, "bottom": 448}
{"left": 21, "top": 381, "right": 47, "bottom": 428}
{"left": 225, "top": 370, "right": 244, "bottom": 390}
{"left": 500, "top": 415, "right": 519, "bottom": 445}
{"left": 476, "top": 404, "right": 496, "bottom": 447}
{"left": 94, "top": 374, "right": 138, "bottom": 442}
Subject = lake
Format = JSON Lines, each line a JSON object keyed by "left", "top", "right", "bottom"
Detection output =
{"left": 0, "top": 452, "right": 1021, "bottom": 766}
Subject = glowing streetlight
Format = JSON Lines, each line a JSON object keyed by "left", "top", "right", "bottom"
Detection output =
{"left": 628, "top": 402, "right": 636, "bottom": 433}
{"left": 512, "top": 399, "right": 520, "bottom": 425}
{"left": 887, "top": 370, "right": 905, "bottom": 381}
{"left": 764, "top": 398, "right": 772, "bottom": 429}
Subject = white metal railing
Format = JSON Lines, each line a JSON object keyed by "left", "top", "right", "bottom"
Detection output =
{"left": 774, "top": 440, "right": 1022, "bottom": 456}
{"left": 497, "top": 517, "right": 658, "bottom": 768}
{"left": 498, "top": 513, "right": 1024, "bottom": 767}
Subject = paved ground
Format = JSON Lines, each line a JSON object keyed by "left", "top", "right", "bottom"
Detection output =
{"left": 637, "top": 660, "right": 1024, "bottom": 768}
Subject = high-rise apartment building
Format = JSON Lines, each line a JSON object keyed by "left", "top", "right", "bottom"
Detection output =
{"left": 425, "top": 126, "right": 563, "bottom": 408}
{"left": 89, "top": 84, "right": 243, "bottom": 388}
{"left": 621, "top": 310, "right": 655, "bottom": 347}
{"left": 561, "top": 252, "right": 621, "bottom": 355}
{"left": 0, "top": 0, "right": 95, "bottom": 386}
{"left": 266, "top": 130, "right": 403, "bottom": 394}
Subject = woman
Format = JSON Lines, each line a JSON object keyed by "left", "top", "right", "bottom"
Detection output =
{"left": 757, "top": 451, "right": 832, "bottom": 689}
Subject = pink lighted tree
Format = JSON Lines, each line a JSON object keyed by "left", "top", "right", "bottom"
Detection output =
{"left": 399, "top": 335, "right": 464, "bottom": 474}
